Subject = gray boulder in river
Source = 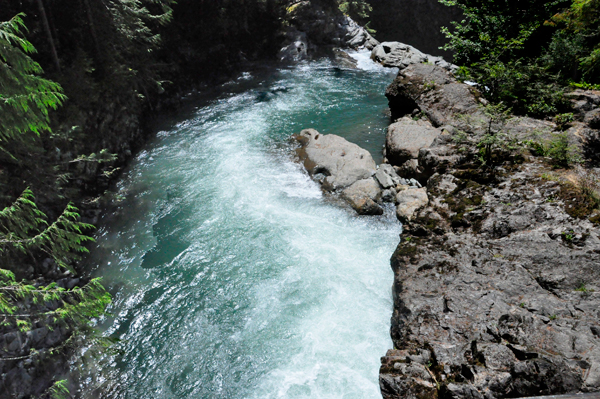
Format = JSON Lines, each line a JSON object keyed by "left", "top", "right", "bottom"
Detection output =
{"left": 293, "top": 129, "right": 387, "bottom": 215}
{"left": 294, "top": 129, "right": 377, "bottom": 191}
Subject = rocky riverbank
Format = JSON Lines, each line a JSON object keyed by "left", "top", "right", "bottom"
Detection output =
{"left": 379, "top": 61, "right": 600, "bottom": 398}
{"left": 293, "top": 44, "right": 600, "bottom": 398}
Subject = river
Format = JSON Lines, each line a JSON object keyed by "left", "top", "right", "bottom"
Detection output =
{"left": 81, "top": 51, "right": 401, "bottom": 399}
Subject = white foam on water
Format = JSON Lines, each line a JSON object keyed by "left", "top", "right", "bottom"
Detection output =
{"left": 346, "top": 49, "right": 398, "bottom": 73}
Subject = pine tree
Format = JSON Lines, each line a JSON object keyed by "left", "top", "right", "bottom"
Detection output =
{"left": 0, "top": 13, "right": 66, "bottom": 160}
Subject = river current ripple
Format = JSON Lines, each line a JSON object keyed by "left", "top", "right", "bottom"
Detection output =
{"left": 82, "top": 51, "right": 401, "bottom": 399}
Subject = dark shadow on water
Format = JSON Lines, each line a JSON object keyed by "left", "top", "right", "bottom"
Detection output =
{"left": 141, "top": 205, "right": 192, "bottom": 269}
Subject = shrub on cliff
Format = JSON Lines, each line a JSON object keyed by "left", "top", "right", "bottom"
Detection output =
{"left": 440, "top": 0, "right": 600, "bottom": 117}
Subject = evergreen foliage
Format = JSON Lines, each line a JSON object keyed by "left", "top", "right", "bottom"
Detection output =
{"left": 0, "top": 188, "right": 95, "bottom": 271}
{"left": 0, "top": 12, "right": 111, "bottom": 396}
{"left": 0, "top": 189, "right": 110, "bottom": 346}
{"left": 0, "top": 190, "right": 110, "bottom": 399}
{"left": 0, "top": 13, "right": 66, "bottom": 159}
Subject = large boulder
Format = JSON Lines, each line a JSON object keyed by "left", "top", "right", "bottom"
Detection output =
{"left": 386, "top": 63, "right": 483, "bottom": 125}
{"left": 341, "top": 178, "right": 383, "bottom": 215}
{"left": 386, "top": 117, "right": 441, "bottom": 166}
{"left": 294, "top": 129, "right": 377, "bottom": 191}
{"left": 395, "top": 187, "right": 428, "bottom": 222}
{"left": 371, "top": 41, "right": 455, "bottom": 71}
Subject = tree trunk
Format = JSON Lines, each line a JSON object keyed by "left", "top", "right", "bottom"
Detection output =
{"left": 82, "top": 0, "right": 101, "bottom": 60}
{"left": 36, "top": 0, "right": 60, "bottom": 72}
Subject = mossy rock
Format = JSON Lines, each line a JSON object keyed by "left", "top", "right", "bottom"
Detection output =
{"left": 559, "top": 182, "right": 599, "bottom": 219}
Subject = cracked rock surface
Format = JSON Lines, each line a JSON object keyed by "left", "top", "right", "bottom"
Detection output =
{"left": 382, "top": 161, "right": 600, "bottom": 398}
{"left": 380, "top": 163, "right": 600, "bottom": 398}
{"left": 380, "top": 60, "right": 600, "bottom": 399}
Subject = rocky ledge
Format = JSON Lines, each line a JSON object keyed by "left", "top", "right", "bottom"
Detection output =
{"left": 378, "top": 63, "right": 600, "bottom": 398}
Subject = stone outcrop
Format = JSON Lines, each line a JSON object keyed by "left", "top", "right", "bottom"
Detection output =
{"left": 385, "top": 117, "right": 442, "bottom": 166}
{"left": 385, "top": 63, "right": 483, "bottom": 124}
{"left": 382, "top": 160, "right": 600, "bottom": 398}
{"left": 371, "top": 41, "right": 456, "bottom": 72}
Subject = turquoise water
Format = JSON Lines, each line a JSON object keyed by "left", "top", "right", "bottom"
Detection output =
{"left": 82, "top": 52, "right": 400, "bottom": 399}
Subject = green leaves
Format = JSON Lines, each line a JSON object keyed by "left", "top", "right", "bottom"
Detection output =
{"left": 0, "top": 13, "right": 66, "bottom": 159}
{"left": 0, "top": 189, "right": 95, "bottom": 272}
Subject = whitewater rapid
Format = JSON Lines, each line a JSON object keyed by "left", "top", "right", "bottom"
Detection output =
{"left": 82, "top": 51, "right": 400, "bottom": 399}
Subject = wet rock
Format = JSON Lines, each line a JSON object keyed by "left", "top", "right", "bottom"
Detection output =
{"left": 294, "top": 128, "right": 376, "bottom": 191}
{"left": 279, "top": 29, "right": 308, "bottom": 62}
{"left": 371, "top": 41, "right": 456, "bottom": 71}
{"left": 381, "top": 188, "right": 397, "bottom": 203}
{"left": 395, "top": 187, "right": 428, "bottom": 222}
{"left": 341, "top": 178, "right": 383, "bottom": 215}
{"left": 386, "top": 117, "right": 441, "bottom": 166}
{"left": 332, "top": 48, "right": 358, "bottom": 69}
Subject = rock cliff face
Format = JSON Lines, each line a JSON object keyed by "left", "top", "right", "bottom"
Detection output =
{"left": 280, "top": 1, "right": 379, "bottom": 62}
{"left": 379, "top": 64, "right": 600, "bottom": 398}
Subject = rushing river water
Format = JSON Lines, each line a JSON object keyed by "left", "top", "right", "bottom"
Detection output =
{"left": 82, "top": 52, "right": 400, "bottom": 399}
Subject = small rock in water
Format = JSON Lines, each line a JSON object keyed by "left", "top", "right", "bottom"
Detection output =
{"left": 409, "top": 178, "right": 422, "bottom": 188}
